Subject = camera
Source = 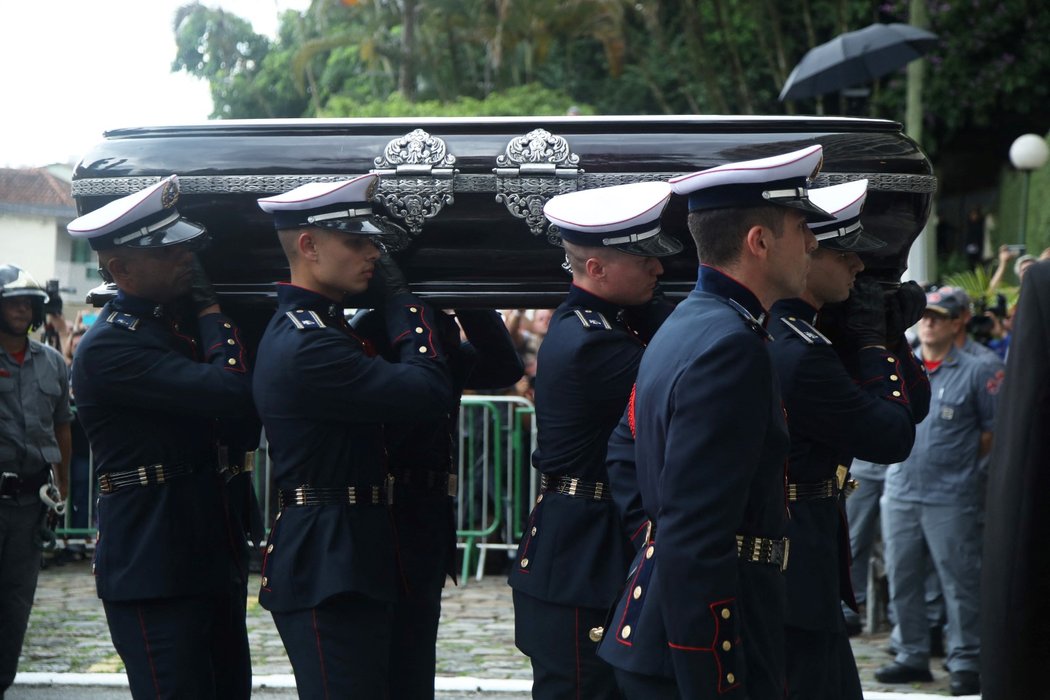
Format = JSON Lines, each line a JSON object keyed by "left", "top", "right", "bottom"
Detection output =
{"left": 43, "top": 279, "right": 63, "bottom": 316}
{"left": 966, "top": 293, "right": 1007, "bottom": 343}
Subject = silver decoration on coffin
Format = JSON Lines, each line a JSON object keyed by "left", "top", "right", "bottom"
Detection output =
{"left": 494, "top": 128, "right": 583, "bottom": 244}
{"left": 371, "top": 129, "right": 457, "bottom": 235}
{"left": 70, "top": 172, "right": 937, "bottom": 198}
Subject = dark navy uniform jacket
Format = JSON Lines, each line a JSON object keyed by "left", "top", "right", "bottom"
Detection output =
{"left": 598, "top": 266, "right": 790, "bottom": 699}
{"left": 352, "top": 308, "right": 523, "bottom": 583}
{"left": 770, "top": 298, "right": 931, "bottom": 630}
{"left": 252, "top": 284, "right": 453, "bottom": 613}
{"left": 71, "top": 292, "right": 254, "bottom": 601}
{"left": 508, "top": 285, "right": 671, "bottom": 610}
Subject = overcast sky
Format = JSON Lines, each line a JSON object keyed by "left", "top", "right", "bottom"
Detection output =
{"left": 0, "top": 0, "right": 309, "bottom": 169}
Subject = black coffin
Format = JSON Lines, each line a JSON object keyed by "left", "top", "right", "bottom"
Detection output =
{"left": 72, "top": 115, "right": 935, "bottom": 312}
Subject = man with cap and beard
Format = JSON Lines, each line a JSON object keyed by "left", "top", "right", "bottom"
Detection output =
{"left": 252, "top": 175, "right": 454, "bottom": 698}
{"left": 768, "top": 179, "right": 930, "bottom": 699}
{"left": 67, "top": 175, "right": 256, "bottom": 699}
{"left": 508, "top": 180, "right": 682, "bottom": 700}
{"left": 597, "top": 145, "right": 829, "bottom": 699}
{"left": 0, "top": 265, "right": 72, "bottom": 699}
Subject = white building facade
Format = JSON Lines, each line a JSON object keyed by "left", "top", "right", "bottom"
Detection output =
{"left": 0, "top": 166, "right": 97, "bottom": 307}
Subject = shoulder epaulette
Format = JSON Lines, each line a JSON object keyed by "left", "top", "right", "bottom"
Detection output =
{"left": 285, "top": 309, "right": 327, "bottom": 330}
{"left": 725, "top": 298, "right": 773, "bottom": 341}
{"left": 574, "top": 309, "right": 612, "bottom": 330}
{"left": 779, "top": 316, "right": 831, "bottom": 345}
{"left": 105, "top": 311, "right": 140, "bottom": 331}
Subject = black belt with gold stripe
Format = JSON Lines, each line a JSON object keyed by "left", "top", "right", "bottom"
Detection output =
{"left": 787, "top": 464, "right": 859, "bottom": 502}
{"left": 98, "top": 463, "right": 198, "bottom": 494}
{"left": 786, "top": 478, "right": 839, "bottom": 501}
{"left": 278, "top": 476, "right": 395, "bottom": 508}
{"left": 736, "top": 534, "right": 790, "bottom": 571}
{"left": 639, "top": 532, "right": 790, "bottom": 572}
{"left": 540, "top": 474, "right": 612, "bottom": 501}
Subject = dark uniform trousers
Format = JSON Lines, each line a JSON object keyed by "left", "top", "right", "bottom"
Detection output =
{"left": 104, "top": 581, "right": 250, "bottom": 700}
{"left": 513, "top": 590, "right": 622, "bottom": 700}
{"left": 272, "top": 592, "right": 394, "bottom": 700}
{"left": 784, "top": 624, "right": 862, "bottom": 700}
{"left": 0, "top": 501, "right": 45, "bottom": 695}
{"left": 389, "top": 496, "right": 456, "bottom": 700}
{"left": 770, "top": 298, "right": 930, "bottom": 700}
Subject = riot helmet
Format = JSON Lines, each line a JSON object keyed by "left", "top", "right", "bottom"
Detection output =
{"left": 0, "top": 264, "right": 49, "bottom": 333}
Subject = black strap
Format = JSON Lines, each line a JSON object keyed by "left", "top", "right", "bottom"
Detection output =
{"left": 0, "top": 470, "right": 50, "bottom": 499}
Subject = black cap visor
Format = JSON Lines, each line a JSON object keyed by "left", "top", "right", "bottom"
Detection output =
{"left": 924, "top": 304, "right": 958, "bottom": 319}
{"left": 313, "top": 216, "right": 385, "bottom": 236}
{"left": 774, "top": 195, "right": 836, "bottom": 223}
{"left": 816, "top": 225, "right": 886, "bottom": 252}
{"left": 317, "top": 215, "right": 412, "bottom": 253}
{"left": 614, "top": 230, "right": 684, "bottom": 257}
{"left": 95, "top": 216, "right": 208, "bottom": 251}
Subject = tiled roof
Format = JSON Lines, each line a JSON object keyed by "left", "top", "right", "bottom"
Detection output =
{"left": 0, "top": 167, "right": 75, "bottom": 216}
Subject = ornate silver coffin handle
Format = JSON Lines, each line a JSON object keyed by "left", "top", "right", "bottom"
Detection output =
{"left": 494, "top": 128, "right": 583, "bottom": 244}
{"left": 371, "top": 128, "right": 458, "bottom": 236}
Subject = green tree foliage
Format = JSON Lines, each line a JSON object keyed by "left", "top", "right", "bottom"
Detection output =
{"left": 171, "top": 0, "right": 1050, "bottom": 141}
{"left": 173, "top": 3, "right": 310, "bottom": 117}
{"left": 943, "top": 264, "right": 1018, "bottom": 314}
{"left": 325, "top": 83, "right": 587, "bottom": 117}
{"left": 878, "top": 0, "right": 1050, "bottom": 151}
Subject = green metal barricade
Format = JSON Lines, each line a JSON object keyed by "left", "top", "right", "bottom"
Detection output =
{"left": 456, "top": 394, "right": 536, "bottom": 582}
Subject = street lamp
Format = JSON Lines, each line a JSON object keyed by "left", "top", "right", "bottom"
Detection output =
{"left": 1008, "top": 133, "right": 1050, "bottom": 245}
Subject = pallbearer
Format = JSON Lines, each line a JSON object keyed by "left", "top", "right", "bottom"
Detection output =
{"left": 252, "top": 175, "right": 454, "bottom": 698}
{"left": 597, "top": 146, "right": 830, "bottom": 699}
{"left": 509, "top": 180, "right": 681, "bottom": 700}
{"left": 68, "top": 175, "right": 255, "bottom": 699}
{"left": 769, "top": 179, "right": 930, "bottom": 699}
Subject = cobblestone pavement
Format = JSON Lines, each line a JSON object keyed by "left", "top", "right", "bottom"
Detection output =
{"left": 17, "top": 556, "right": 964, "bottom": 696}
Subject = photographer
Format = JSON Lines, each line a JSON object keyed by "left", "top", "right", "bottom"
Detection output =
{"left": 966, "top": 292, "right": 1011, "bottom": 361}
{"left": 37, "top": 279, "right": 68, "bottom": 353}
{"left": 937, "top": 288, "right": 1003, "bottom": 368}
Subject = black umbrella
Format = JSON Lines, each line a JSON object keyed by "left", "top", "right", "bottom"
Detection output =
{"left": 779, "top": 22, "right": 938, "bottom": 101}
